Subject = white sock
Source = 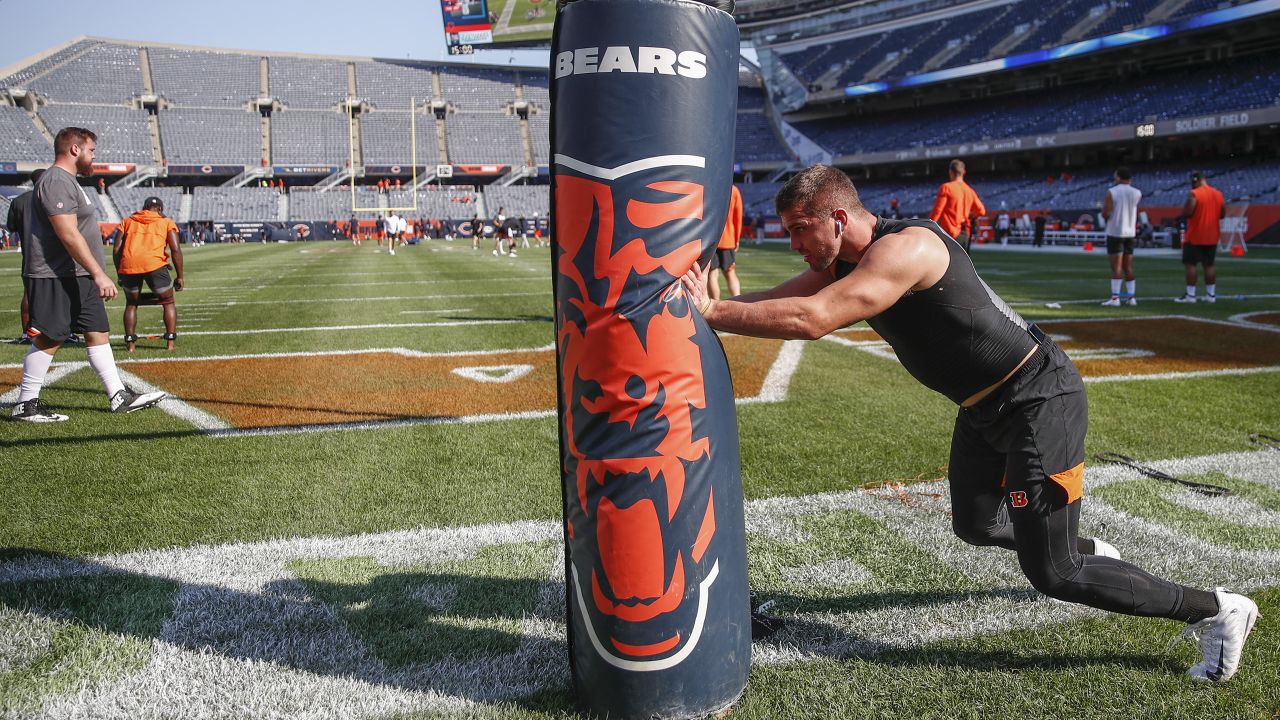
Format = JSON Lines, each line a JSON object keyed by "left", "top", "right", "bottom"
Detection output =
{"left": 17, "top": 345, "right": 55, "bottom": 403}
{"left": 1206, "top": 283, "right": 1216, "bottom": 298}
{"left": 1125, "top": 280, "right": 1136, "bottom": 297}
{"left": 1111, "top": 279, "right": 1122, "bottom": 297}
{"left": 1185, "top": 286, "right": 1196, "bottom": 298}
{"left": 87, "top": 343, "right": 125, "bottom": 399}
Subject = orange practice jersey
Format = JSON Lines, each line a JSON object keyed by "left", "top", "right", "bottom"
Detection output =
{"left": 117, "top": 210, "right": 177, "bottom": 275}
{"left": 1185, "top": 184, "right": 1224, "bottom": 246}
{"left": 717, "top": 185, "right": 743, "bottom": 250}
{"left": 930, "top": 179, "right": 986, "bottom": 238}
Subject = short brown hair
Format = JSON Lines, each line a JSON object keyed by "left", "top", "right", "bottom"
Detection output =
{"left": 949, "top": 159, "right": 965, "bottom": 175}
{"left": 54, "top": 126, "right": 97, "bottom": 155}
{"left": 775, "top": 165, "right": 862, "bottom": 217}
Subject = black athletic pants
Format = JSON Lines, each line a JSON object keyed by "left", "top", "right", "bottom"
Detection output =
{"left": 949, "top": 339, "right": 1190, "bottom": 618}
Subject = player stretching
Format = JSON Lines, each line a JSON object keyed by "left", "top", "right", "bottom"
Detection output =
{"left": 682, "top": 166, "right": 1258, "bottom": 682}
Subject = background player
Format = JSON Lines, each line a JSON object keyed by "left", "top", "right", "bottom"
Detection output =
{"left": 930, "top": 159, "right": 985, "bottom": 253}
{"left": 708, "top": 183, "right": 743, "bottom": 300}
{"left": 1175, "top": 171, "right": 1225, "bottom": 303}
{"left": 1100, "top": 167, "right": 1141, "bottom": 306}
{"left": 111, "top": 196, "right": 184, "bottom": 352}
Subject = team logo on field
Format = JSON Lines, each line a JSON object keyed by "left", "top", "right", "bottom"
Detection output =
{"left": 829, "top": 317, "right": 1280, "bottom": 380}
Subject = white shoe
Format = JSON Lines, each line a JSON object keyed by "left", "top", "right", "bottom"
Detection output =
{"left": 492, "top": 249, "right": 498, "bottom": 256}
{"left": 509, "top": 251, "right": 518, "bottom": 258}
{"left": 389, "top": 249, "right": 395, "bottom": 255}
{"left": 1200, "top": 295, "right": 1216, "bottom": 303}
{"left": 110, "top": 387, "right": 166, "bottom": 413}
{"left": 1124, "top": 297, "right": 1138, "bottom": 306}
{"left": 1100, "top": 298, "right": 1121, "bottom": 307}
{"left": 1171, "top": 588, "right": 1259, "bottom": 682}
{"left": 1173, "top": 295, "right": 1197, "bottom": 303}
{"left": 1091, "top": 537, "right": 1121, "bottom": 560}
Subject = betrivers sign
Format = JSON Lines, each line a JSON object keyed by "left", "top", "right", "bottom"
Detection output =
{"left": 555, "top": 47, "right": 708, "bottom": 79}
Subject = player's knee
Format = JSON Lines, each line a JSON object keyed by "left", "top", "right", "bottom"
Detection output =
{"left": 952, "top": 517, "right": 1002, "bottom": 547}
{"left": 1018, "top": 553, "right": 1084, "bottom": 601}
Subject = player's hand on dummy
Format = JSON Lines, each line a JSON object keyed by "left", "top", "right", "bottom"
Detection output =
{"left": 94, "top": 272, "right": 118, "bottom": 301}
{"left": 680, "top": 261, "right": 713, "bottom": 315}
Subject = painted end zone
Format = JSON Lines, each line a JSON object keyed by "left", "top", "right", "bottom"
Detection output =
{"left": 117, "top": 336, "right": 792, "bottom": 432}
{"left": 832, "top": 317, "right": 1280, "bottom": 379}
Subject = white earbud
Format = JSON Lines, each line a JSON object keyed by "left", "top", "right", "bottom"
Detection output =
{"left": 835, "top": 219, "right": 844, "bottom": 236}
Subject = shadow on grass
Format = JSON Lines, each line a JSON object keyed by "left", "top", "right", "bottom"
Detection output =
{"left": 0, "top": 548, "right": 1186, "bottom": 714}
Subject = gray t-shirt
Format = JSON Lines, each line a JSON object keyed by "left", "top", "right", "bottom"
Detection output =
{"left": 22, "top": 166, "right": 103, "bottom": 278}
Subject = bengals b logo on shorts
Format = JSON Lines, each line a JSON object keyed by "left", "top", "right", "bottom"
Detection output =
{"left": 1009, "top": 491, "right": 1029, "bottom": 508}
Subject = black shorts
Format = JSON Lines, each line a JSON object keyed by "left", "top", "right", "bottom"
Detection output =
{"left": 712, "top": 248, "right": 736, "bottom": 271}
{"left": 950, "top": 339, "right": 1086, "bottom": 519}
{"left": 119, "top": 267, "right": 173, "bottom": 296}
{"left": 1182, "top": 243, "right": 1217, "bottom": 266}
{"left": 24, "top": 276, "right": 110, "bottom": 343}
{"left": 1106, "top": 236, "right": 1134, "bottom": 255}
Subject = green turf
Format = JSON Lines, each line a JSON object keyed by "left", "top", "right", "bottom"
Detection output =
{"left": 1, "top": 240, "right": 1278, "bottom": 718}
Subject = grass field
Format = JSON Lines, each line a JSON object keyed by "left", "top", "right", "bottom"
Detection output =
{"left": 2, "top": 238, "right": 1279, "bottom": 719}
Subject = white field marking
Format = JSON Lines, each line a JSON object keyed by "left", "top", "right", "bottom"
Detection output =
{"left": 822, "top": 315, "right": 1280, "bottom": 384}
{"left": 554, "top": 153, "right": 704, "bottom": 180}
{"left": 116, "top": 369, "right": 231, "bottom": 431}
{"left": 0, "top": 345, "right": 563, "bottom": 371}
{"left": 180, "top": 291, "right": 545, "bottom": 308}
{"left": 1166, "top": 489, "right": 1280, "bottom": 528}
{"left": 113, "top": 340, "right": 800, "bottom": 438}
{"left": 2, "top": 450, "right": 1278, "bottom": 718}
{"left": 451, "top": 364, "right": 534, "bottom": 384}
{"left": 1228, "top": 310, "right": 1280, "bottom": 333}
{"left": 1009, "top": 294, "right": 1280, "bottom": 307}
{"left": 137, "top": 319, "right": 534, "bottom": 338}
{"left": 400, "top": 308, "right": 472, "bottom": 315}
{"left": 0, "top": 361, "right": 86, "bottom": 405}
{"left": 739, "top": 340, "right": 805, "bottom": 405}
{"left": 782, "top": 558, "right": 872, "bottom": 588}
{"left": 205, "top": 409, "right": 559, "bottom": 439}
{"left": 1058, "top": 348, "right": 1154, "bottom": 361}
{"left": 213, "top": 270, "right": 549, "bottom": 280}
{"left": 190, "top": 277, "right": 549, "bottom": 291}
{"left": 1084, "top": 365, "right": 1280, "bottom": 383}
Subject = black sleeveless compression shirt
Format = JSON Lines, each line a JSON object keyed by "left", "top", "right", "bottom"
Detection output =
{"left": 832, "top": 217, "right": 1037, "bottom": 404}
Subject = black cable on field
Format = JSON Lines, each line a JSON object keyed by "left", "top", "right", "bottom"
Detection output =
{"left": 1094, "top": 453, "right": 1233, "bottom": 497}
{"left": 1248, "top": 433, "right": 1279, "bottom": 451}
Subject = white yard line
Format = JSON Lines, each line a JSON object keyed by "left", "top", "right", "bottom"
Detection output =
{"left": 181, "top": 291, "right": 545, "bottom": 308}
{"left": 0, "top": 361, "right": 86, "bottom": 405}
{"left": 0, "top": 450, "right": 1277, "bottom": 719}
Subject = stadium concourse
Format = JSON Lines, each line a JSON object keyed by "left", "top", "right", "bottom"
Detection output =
{"left": 2, "top": 0, "right": 1280, "bottom": 718}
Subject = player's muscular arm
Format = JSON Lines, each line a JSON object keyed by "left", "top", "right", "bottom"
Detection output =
{"left": 687, "top": 231, "right": 938, "bottom": 340}
{"left": 51, "top": 214, "right": 116, "bottom": 299}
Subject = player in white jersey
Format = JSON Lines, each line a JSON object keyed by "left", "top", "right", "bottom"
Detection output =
{"left": 1101, "top": 167, "right": 1142, "bottom": 306}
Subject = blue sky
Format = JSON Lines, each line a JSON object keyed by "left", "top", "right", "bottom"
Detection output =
{"left": 0, "top": 0, "right": 549, "bottom": 70}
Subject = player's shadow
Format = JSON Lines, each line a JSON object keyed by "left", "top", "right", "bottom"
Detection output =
{"left": 0, "top": 548, "right": 574, "bottom": 713}
{"left": 0, "top": 550, "right": 1180, "bottom": 712}
{"left": 751, "top": 587, "right": 1180, "bottom": 674}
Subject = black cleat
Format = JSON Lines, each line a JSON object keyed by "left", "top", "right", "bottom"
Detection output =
{"left": 11, "top": 398, "right": 69, "bottom": 422}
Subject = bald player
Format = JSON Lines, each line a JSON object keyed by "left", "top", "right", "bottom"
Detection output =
{"left": 930, "top": 159, "right": 986, "bottom": 253}
{"left": 681, "top": 165, "right": 1258, "bottom": 682}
